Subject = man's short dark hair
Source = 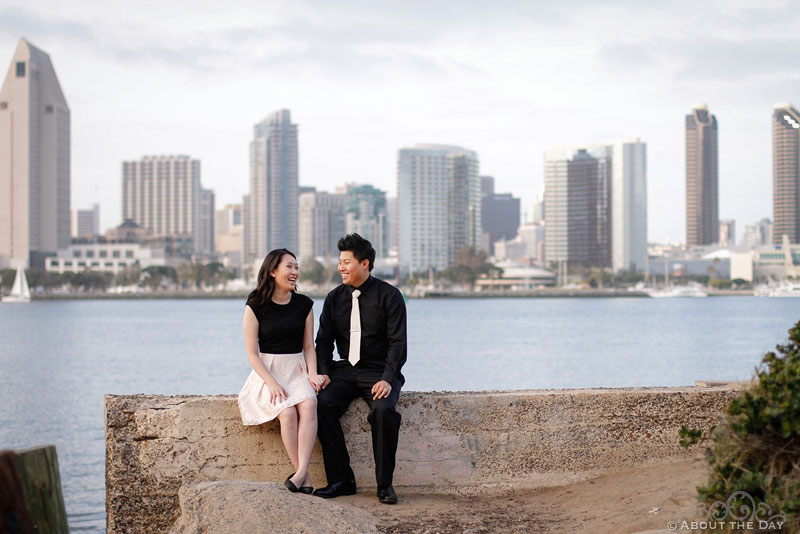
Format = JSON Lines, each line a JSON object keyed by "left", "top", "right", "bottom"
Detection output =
{"left": 338, "top": 233, "right": 376, "bottom": 272}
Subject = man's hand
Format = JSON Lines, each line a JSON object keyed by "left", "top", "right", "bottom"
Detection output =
{"left": 371, "top": 380, "right": 392, "bottom": 400}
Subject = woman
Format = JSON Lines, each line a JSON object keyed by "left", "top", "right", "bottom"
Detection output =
{"left": 238, "top": 248, "right": 325, "bottom": 493}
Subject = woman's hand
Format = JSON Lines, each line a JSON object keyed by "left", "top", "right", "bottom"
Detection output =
{"left": 307, "top": 373, "right": 326, "bottom": 393}
{"left": 265, "top": 380, "right": 288, "bottom": 405}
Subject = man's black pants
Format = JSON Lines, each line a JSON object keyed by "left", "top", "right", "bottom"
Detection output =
{"left": 316, "top": 362, "right": 402, "bottom": 488}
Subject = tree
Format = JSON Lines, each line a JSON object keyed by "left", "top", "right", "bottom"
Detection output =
{"left": 0, "top": 268, "right": 16, "bottom": 291}
{"left": 142, "top": 266, "right": 177, "bottom": 291}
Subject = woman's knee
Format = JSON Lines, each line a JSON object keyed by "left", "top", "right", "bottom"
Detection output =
{"left": 297, "top": 398, "right": 318, "bottom": 417}
{"left": 278, "top": 406, "right": 298, "bottom": 426}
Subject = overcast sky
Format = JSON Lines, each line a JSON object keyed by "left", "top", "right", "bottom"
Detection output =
{"left": 2, "top": 0, "right": 799, "bottom": 243}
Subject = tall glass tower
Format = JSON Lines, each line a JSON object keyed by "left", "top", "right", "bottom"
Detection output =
{"left": 685, "top": 105, "right": 719, "bottom": 246}
{"left": 773, "top": 103, "right": 800, "bottom": 244}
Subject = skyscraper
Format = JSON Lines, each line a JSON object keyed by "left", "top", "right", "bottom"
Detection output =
{"left": 772, "top": 103, "right": 800, "bottom": 244}
{"left": 544, "top": 146, "right": 611, "bottom": 267}
{"left": 121, "top": 155, "right": 202, "bottom": 251}
{"left": 197, "top": 188, "right": 215, "bottom": 257}
{"left": 244, "top": 109, "right": 298, "bottom": 264}
{"left": 397, "top": 144, "right": 480, "bottom": 275}
{"left": 685, "top": 105, "right": 719, "bottom": 246}
{"left": 611, "top": 139, "right": 647, "bottom": 272}
{"left": 0, "top": 39, "right": 70, "bottom": 268}
{"left": 346, "top": 184, "right": 388, "bottom": 258}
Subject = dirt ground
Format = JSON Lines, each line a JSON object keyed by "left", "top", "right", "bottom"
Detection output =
{"left": 337, "top": 456, "right": 709, "bottom": 534}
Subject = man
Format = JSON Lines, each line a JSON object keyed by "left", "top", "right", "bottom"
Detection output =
{"left": 313, "top": 233, "right": 407, "bottom": 504}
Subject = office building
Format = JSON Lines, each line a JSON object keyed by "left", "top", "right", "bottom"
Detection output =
{"left": 215, "top": 204, "right": 243, "bottom": 272}
{"left": 346, "top": 184, "right": 388, "bottom": 258}
{"left": 0, "top": 39, "right": 70, "bottom": 268}
{"left": 196, "top": 188, "right": 215, "bottom": 257}
{"left": 544, "top": 146, "right": 611, "bottom": 267}
{"left": 611, "top": 139, "right": 647, "bottom": 272}
{"left": 685, "top": 105, "right": 719, "bottom": 246}
{"left": 244, "top": 109, "right": 298, "bottom": 263}
{"left": 719, "top": 219, "right": 735, "bottom": 247}
{"left": 397, "top": 144, "right": 480, "bottom": 275}
{"left": 298, "top": 189, "right": 347, "bottom": 260}
{"left": 386, "top": 197, "right": 398, "bottom": 256}
{"left": 480, "top": 176, "right": 521, "bottom": 256}
{"left": 121, "top": 155, "right": 202, "bottom": 254}
{"left": 72, "top": 203, "right": 100, "bottom": 238}
{"left": 773, "top": 103, "right": 800, "bottom": 244}
{"left": 742, "top": 218, "right": 773, "bottom": 249}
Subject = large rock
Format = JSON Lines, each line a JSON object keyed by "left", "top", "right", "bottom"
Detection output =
{"left": 168, "top": 481, "right": 378, "bottom": 534}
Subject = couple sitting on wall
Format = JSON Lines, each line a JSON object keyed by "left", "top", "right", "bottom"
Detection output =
{"left": 237, "top": 233, "right": 406, "bottom": 505}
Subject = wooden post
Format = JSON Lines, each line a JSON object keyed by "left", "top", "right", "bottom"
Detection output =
{"left": 0, "top": 446, "right": 69, "bottom": 534}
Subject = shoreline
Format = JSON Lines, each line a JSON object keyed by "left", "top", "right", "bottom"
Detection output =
{"left": 22, "top": 288, "right": 754, "bottom": 300}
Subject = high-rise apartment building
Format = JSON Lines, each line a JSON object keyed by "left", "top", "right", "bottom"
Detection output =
{"left": 72, "top": 203, "right": 100, "bottom": 238}
{"left": 611, "top": 139, "right": 647, "bottom": 272}
{"left": 685, "top": 105, "right": 719, "bottom": 246}
{"left": 386, "top": 197, "right": 398, "bottom": 256}
{"left": 0, "top": 39, "right": 70, "bottom": 268}
{"left": 298, "top": 189, "right": 347, "bottom": 260}
{"left": 772, "top": 103, "right": 800, "bottom": 244}
{"left": 397, "top": 144, "right": 480, "bottom": 275}
{"left": 346, "top": 184, "right": 388, "bottom": 258}
{"left": 121, "top": 155, "right": 202, "bottom": 253}
{"left": 244, "top": 109, "right": 298, "bottom": 263}
{"left": 544, "top": 146, "right": 611, "bottom": 267}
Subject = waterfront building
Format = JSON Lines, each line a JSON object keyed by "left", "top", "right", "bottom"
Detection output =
{"left": 741, "top": 218, "right": 773, "bottom": 249}
{"left": 719, "top": 219, "right": 735, "bottom": 247}
{"left": 121, "top": 155, "right": 202, "bottom": 254}
{"left": 611, "top": 139, "right": 647, "bottom": 272}
{"left": 397, "top": 144, "right": 481, "bottom": 275}
{"left": 544, "top": 145, "right": 611, "bottom": 268}
{"left": 475, "top": 259, "right": 556, "bottom": 290}
{"left": 298, "top": 188, "right": 347, "bottom": 260}
{"left": 494, "top": 223, "right": 545, "bottom": 263}
{"left": 772, "top": 103, "right": 800, "bottom": 244}
{"left": 480, "top": 176, "right": 521, "bottom": 256}
{"left": 731, "top": 236, "right": 800, "bottom": 282}
{"left": 244, "top": 109, "right": 298, "bottom": 264}
{"left": 346, "top": 184, "right": 388, "bottom": 258}
{"left": 0, "top": 39, "right": 70, "bottom": 269}
{"left": 685, "top": 105, "right": 719, "bottom": 246}
{"left": 72, "top": 204, "right": 100, "bottom": 238}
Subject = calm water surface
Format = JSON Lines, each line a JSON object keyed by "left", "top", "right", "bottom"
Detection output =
{"left": 0, "top": 297, "right": 798, "bottom": 532}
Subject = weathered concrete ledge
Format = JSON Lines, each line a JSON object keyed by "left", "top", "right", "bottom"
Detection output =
{"left": 105, "top": 386, "right": 740, "bottom": 534}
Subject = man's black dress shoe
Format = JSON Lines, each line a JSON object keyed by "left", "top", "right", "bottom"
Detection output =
{"left": 312, "top": 479, "right": 357, "bottom": 498}
{"left": 377, "top": 485, "right": 397, "bottom": 504}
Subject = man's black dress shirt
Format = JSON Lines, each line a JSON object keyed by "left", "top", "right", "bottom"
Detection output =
{"left": 316, "top": 275, "right": 407, "bottom": 385}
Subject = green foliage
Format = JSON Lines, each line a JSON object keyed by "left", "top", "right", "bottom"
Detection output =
{"left": 1, "top": 268, "right": 17, "bottom": 290}
{"left": 300, "top": 258, "right": 326, "bottom": 286}
{"left": 681, "top": 321, "right": 800, "bottom": 531}
{"left": 708, "top": 278, "right": 732, "bottom": 289}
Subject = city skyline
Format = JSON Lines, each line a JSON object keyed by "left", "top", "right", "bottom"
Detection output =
{"left": 1, "top": 2, "right": 799, "bottom": 244}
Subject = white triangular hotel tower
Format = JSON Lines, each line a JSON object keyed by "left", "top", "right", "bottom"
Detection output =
{"left": 0, "top": 38, "right": 71, "bottom": 270}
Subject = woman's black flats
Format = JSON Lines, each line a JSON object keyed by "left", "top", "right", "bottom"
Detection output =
{"left": 284, "top": 473, "right": 313, "bottom": 494}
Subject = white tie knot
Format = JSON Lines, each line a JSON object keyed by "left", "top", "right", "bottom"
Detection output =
{"left": 352, "top": 289, "right": 361, "bottom": 298}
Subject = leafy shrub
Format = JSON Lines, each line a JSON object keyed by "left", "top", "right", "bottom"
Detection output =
{"left": 680, "top": 320, "right": 800, "bottom": 532}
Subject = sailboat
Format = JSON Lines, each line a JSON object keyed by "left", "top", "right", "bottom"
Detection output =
{"left": 3, "top": 265, "right": 31, "bottom": 302}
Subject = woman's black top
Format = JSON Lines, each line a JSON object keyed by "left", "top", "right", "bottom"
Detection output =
{"left": 246, "top": 292, "right": 314, "bottom": 354}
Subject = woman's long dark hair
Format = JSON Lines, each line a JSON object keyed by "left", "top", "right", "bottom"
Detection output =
{"left": 247, "top": 248, "right": 297, "bottom": 306}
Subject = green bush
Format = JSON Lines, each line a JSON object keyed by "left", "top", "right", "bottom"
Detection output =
{"left": 680, "top": 320, "right": 800, "bottom": 532}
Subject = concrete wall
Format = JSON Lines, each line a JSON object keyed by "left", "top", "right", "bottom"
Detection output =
{"left": 105, "top": 386, "right": 740, "bottom": 534}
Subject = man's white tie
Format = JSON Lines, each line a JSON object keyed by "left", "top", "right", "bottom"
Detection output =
{"left": 348, "top": 289, "right": 361, "bottom": 366}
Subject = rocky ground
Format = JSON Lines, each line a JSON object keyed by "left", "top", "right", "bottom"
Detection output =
{"left": 339, "top": 456, "right": 708, "bottom": 534}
